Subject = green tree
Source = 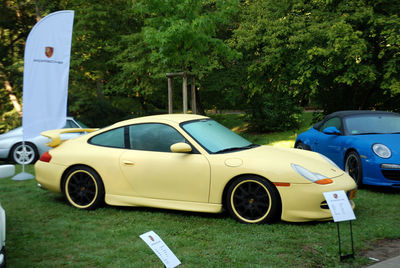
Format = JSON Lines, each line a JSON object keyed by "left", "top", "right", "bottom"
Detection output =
{"left": 303, "top": 0, "right": 400, "bottom": 113}
{"left": 0, "top": 1, "right": 36, "bottom": 132}
{"left": 232, "top": 0, "right": 305, "bottom": 131}
{"left": 138, "top": 0, "right": 239, "bottom": 76}
{"left": 67, "top": 0, "right": 139, "bottom": 126}
{"left": 232, "top": 0, "right": 400, "bottom": 128}
{"left": 114, "top": 0, "right": 241, "bottom": 113}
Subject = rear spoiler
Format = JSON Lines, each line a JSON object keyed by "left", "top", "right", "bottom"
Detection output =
{"left": 41, "top": 128, "right": 98, "bottom": 147}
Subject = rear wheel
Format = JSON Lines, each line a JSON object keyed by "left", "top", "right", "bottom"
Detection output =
{"left": 10, "top": 142, "right": 38, "bottom": 165}
{"left": 226, "top": 176, "right": 280, "bottom": 224}
{"left": 295, "top": 142, "right": 310, "bottom": 150}
{"left": 63, "top": 166, "right": 104, "bottom": 210}
{"left": 345, "top": 151, "right": 363, "bottom": 186}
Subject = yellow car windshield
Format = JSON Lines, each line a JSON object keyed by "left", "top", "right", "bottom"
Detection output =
{"left": 181, "top": 119, "right": 255, "bottom": 154}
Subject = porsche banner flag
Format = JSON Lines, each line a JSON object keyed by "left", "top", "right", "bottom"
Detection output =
{"left": 22, "top": 10, "right": 74, "bottom": 140}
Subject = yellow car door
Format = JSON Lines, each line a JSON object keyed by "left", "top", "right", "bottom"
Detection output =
{"left": 119, "top": 123, "right": 211, "bottom": 203}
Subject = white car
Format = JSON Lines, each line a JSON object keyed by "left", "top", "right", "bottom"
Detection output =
{"left": 0, "top": 165, "right": 14, "bottom": 268}
{"left": 0, "top": 201, "right": 5, "bottom": 268}
{"left": 0, "top": 117, "right": 87, "bottom": 165}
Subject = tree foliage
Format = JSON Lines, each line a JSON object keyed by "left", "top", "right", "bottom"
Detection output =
{"left": 1, "top": 0, "right": 400, "bottom": 132}
{"left": 67, "top": 0, "right": 139, "bottom": 126}
{"left": 233, "top": 0, "right": 400, "bottom": 119}
{"left": 138, "top": 0, "right": 239, "bottom": 75}
{"left": 0, "top": 1, "right": 35, "bottom": 132}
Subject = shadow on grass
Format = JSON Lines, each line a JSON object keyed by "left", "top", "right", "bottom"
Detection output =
{"left": 104, "top": 204, "right": 232, "bottom": 223}
{"left": 50, "top": 192, "right": 337, "bottom": 226}
{"left": 47, "top": 191, "right": 231, "bottom": 221}
{"left": 361, "top": 185, "right": 400, "bottom": 194}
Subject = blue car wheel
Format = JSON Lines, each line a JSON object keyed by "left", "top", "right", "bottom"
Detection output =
{"left": 345, "top": 151, "right": 363, "bottom": 186}
{"left": 295, "top": 142, "right": 311, "bottom": 151}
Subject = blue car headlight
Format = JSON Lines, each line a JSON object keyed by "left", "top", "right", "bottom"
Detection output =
{"left": 372, "top": 143, "right": 391, "bottom": 159}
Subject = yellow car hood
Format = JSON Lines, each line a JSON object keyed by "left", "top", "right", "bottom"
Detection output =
{"left": 221, "top": 145, "right": 345, "bottom": 183}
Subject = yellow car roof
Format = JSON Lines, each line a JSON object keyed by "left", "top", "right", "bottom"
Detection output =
{"left": 113, "top": 113, "right": 208, "bottom": 127}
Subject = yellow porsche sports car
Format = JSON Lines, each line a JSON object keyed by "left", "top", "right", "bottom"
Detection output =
{"left": 35, "top": 114, "right": 357, "bottom": 224}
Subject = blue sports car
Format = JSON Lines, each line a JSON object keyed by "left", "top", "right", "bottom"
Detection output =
{"left": 295, "top": 110, "right": 400, "bottom": 188}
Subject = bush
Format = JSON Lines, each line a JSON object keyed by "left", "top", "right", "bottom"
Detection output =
{"left": 0, "top": 109, "right": 21, "bottom": 133}
{"left": 246, "top": 92, "right": 302, "bottom": 132}
{"left": 69, "top": 97, "right": 130, "bottom": 128}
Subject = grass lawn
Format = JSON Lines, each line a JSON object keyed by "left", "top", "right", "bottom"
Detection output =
{"left": 1, "top": 112, "right": 400, "bottom": 267}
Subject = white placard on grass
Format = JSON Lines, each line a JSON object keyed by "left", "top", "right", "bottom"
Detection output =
{"left": 140, "top": 231, "right": 181, "bottom": 268}
{"left": 323, "top": 190, "right": 356, "bottom": 222}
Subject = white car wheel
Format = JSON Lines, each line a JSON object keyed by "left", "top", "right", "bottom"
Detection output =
{"left": 10, "top": 143, "right": 38, "bottom": 165}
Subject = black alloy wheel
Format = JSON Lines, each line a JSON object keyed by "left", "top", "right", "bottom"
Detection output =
{"left": 63, "top": 166, "right": 104, "bottom": 210}
{"left": 295, "top": 142, "right": 309, "bottom": 150}
{"left": 226, "top": 176, "right": 280, "bottom": 224}
{"left": 345, "top": 151, "right": 363, "bottom": 186}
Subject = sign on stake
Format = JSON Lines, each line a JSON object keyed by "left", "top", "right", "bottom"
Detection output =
{"left": 323, "top": 190, "right": 356, "bottom": 261}
{"left": 140, "top": 231, "right": 181, "bottom": 268}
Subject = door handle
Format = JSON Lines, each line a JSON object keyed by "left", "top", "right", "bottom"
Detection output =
{"left": 122, "top": 160, "right": 135, "bottom": 166}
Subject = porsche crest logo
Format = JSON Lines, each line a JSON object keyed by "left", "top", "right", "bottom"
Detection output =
{"left": 45, "top": 46, "right": 54, "bottom": 58}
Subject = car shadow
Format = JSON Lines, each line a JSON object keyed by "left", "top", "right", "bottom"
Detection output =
{"left": 47, "top": 194, "right": 230, "bottom": 221}
{"left": 361, "top": 185, "right": 400, "bottom": 194}
{"left": 108, "top": 205, "right": 230, "bottom": 221}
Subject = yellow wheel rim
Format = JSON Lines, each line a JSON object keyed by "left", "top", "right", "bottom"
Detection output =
{"left": 65, "top": 170, "right": 98, "bottom": 209}
{"left": 230, "top": 179, "right": 272, "bottom": 223}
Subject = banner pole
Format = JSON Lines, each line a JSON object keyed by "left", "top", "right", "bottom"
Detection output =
{"left": 12, "top": 140, "right": 34, "bottom": 181}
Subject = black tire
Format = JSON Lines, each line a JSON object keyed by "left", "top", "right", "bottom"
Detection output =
{"left": 10, "top": 142, "right": 39, "bottom": 165}
{"left": 295, "top": 142, "right": 309, "bottom": 150}
{"left": 0, "top": 246, "right": 5, "bottom": 268}
{"left": 62, "top": 166, "right": 105, "bottom": 210}
{"left": 345, "top": 151, "right": 363, "bottom": 186}
{"left": 226, "top": 176, "right": 281, "bottom": 224}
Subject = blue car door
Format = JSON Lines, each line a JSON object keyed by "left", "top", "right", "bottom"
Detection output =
{"left": 314, "top": 117, "right": 345, "bottom": 167}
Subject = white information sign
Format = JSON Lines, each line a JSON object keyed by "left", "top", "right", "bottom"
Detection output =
{"left": 323, "top": 190, "right": 356, "bottom": 222}
{"left": 140, "top": 231, "right": 181, "bottom": 268}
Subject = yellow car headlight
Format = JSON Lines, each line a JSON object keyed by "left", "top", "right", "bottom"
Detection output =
{"left": 320, "top": 154, "right": 340, "bottom": 169}
{"left": 291, "top": 164, "right": 333, "bottom": 185}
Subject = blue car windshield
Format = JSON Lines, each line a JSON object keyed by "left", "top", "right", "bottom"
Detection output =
{"left": 181, "top": 119, "right": 256, "bottom": 153}
{"left": 344, "top": 115, "right": 400, "bottom": 135}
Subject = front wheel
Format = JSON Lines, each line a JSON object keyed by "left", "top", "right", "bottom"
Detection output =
{"left": 226, "top": 176, "right": 281, "bottom": 224}
{"left": 62, "top": 166, "right": 105, "bottom": 210}
{"left": 345, "top": 151, "right": 363, "bottom": 186}
{"left": 10, "top": 142, "right": 38, "bottom": 165}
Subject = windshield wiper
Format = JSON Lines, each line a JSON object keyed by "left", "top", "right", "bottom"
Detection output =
{"left": 353, "top": 132, "right": 384, "bottom": 135}
{"left": 214, "top": 144, "right": 259, "bottom": 154}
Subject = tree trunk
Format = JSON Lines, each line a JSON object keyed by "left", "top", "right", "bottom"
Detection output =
{"left": 96, "top": 78, "right": 105, "bottom": 100}
{"left": 0, "top": 70, "right": 22, "bottom": 116}
{"left": 35, "top": 2, "right": 42, "bottom": 22}
{"left": 195, "top": 88, "right": 206, "bottom": 115}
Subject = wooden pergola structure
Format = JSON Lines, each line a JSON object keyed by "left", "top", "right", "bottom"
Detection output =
{"left": 166, "top": 72, "right": 196, "bottom": 114}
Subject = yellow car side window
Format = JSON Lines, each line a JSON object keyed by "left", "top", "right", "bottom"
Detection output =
{"left": 90, "top": 127, "right": 125, "bottom": 148}
{"left": 129, "top": 123, "right": 186, "bottom": 153}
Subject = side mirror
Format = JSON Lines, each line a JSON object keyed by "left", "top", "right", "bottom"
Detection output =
{"left": 170, "top": 142, "right": 192, "bottom": 153}
{"left": 323, "top": 126, "right": 341, "bottom": 135}
{"left": 0, "top": 165, "right": 15, "bottom": 179}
